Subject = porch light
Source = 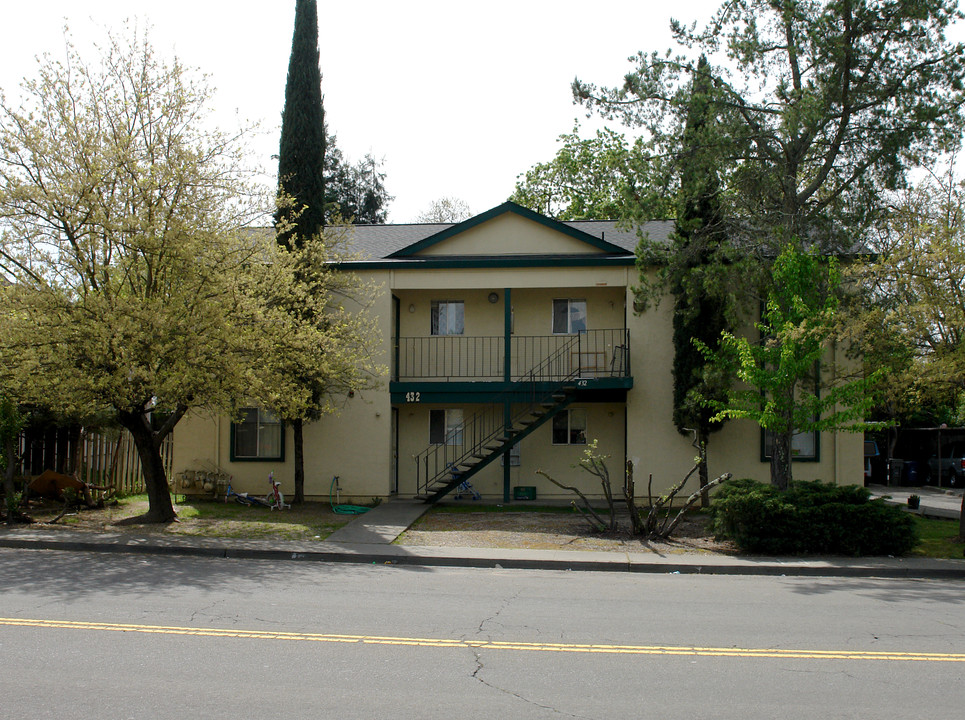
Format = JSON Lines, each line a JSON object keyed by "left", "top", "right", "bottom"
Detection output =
{"left": 488, "top": 292, "right": 499, "bottom": 303}
{"left": 408, "top": 303, "right": 416, "bottom": 313}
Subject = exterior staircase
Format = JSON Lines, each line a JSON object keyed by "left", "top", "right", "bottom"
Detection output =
{"left": 414, "top": 384, "right": 577, "bottom": 503}
{"left": 413, "top": 337, "right": 582, "bottom": 503}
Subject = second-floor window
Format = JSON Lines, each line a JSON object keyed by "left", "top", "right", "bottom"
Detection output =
{"left": 552, "top": 299, "right": 586, "bottom": 334}
{"left": 431, "top": 300, "right": 464, "bottom": 335}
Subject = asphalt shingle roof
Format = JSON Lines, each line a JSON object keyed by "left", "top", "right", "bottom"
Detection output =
{"left": 345, "top": 219, "right": 673, "bottom": 260}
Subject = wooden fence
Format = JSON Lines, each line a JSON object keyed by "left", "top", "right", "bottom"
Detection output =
{"left": 19, "top": 427, "right": 174, "bottom": 494}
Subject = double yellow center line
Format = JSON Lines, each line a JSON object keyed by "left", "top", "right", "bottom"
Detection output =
{"left": 2, "top": 617, "right": 962, "bottom": 663}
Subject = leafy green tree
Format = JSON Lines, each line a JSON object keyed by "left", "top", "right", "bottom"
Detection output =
{"left": 275, "top": 0, "right": 326, "bottom": 250}
{"left": 574, "top": 0, "right": 965, "bottom": 250}
{"left": 847, "top": 166, "right": 965, "bottom": 410}
{"left": 0, "top": 28, "right": 351, "bottom": 523}
{"left": 702, "top": 245, "right": 880, "bottom": 489}
{"left": 510, "top": 126, "right": 673, "bottom": 220}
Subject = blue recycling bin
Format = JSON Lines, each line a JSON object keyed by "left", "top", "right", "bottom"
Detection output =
{"left": 903, "top": 460, "right": 921, "bottom": 486}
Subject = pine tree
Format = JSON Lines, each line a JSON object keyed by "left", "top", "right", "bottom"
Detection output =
{"left": 275, "top": 0, "right": 326, "bottom": 502}
{"left": 668, "top": 56, "right": 732, "bottom": 505}
{"left": 275, "top": 0, "right": 326, "bottom": 249}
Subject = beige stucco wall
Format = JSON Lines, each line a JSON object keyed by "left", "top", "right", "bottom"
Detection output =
{"left": 395, "top": 402, "right": 626, "bottom": 500}
{"left": 173, "top": 220, "right": 865, "bottom": 504}
{"left": 172, "top": 269, "right": 394, "bottom": 503}
{"left": 623, "top": 279, "right": 864, "bottom": 490}
{"left": 414, "top": 212, "right": 608, "bottom": 256}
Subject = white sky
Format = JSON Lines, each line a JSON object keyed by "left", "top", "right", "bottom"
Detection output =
{"left": 8, "top": 1, "right": 959, "bottom": 223}
{"left": 1, "top": 0, "right": 730, "bottom": 222}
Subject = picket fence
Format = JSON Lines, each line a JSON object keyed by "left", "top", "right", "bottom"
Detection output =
{"left": 20, "top": 428, "right": 173, "bottom": 495}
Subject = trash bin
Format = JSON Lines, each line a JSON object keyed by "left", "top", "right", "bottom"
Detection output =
{"left": 903, "top": 460, "right": 921, "bottom": 486}
{"left": 887, "top": 458, "right": 904, "bottom": 486}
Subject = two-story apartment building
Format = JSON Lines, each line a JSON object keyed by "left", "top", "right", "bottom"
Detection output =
{"left": 172, "top": 202, "right": 863, "bottom": 503}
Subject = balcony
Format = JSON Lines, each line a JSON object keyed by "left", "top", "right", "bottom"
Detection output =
{"left": 394, "top": 329, "right": 630, "bottom": 385}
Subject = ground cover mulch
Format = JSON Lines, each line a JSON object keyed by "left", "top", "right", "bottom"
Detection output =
{"left": 397, "top": 507, "right": 738, "bottom": 555}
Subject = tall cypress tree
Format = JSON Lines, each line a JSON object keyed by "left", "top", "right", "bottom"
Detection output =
{"left": 275, "top": 0, "right": 326, "bottom": 503}
{"left": 275, "top": 0, "right": 326, "bottom": 249}
{"left": 669, "top": 55, "right": 731, "bottom": 504}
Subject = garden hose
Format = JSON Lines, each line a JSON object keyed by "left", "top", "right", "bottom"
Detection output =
{"left": 330, "top": 475, "right": 370, "bottom": 515}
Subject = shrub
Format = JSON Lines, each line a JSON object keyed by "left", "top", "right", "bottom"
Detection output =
{"left": 711, "top": 479, "right": 917, "bottom": 556}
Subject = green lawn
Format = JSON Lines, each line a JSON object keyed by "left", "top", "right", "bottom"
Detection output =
{"left": 910, "top": 516, "right": 965, "bottom": 559}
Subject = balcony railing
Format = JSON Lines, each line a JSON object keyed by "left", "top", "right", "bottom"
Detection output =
{"left": 395, "top": 329, "right": 629, "bottom": 382}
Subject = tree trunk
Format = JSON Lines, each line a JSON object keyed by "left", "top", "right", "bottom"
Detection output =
{"left": 771, "top": 429, "right": 792, "bottom": 491}
{"left": 697, "top": 428, "right": 709, "bottom": 508}
{"left": 117, "top": 411, "right": 176, "bottom": 523}
{"left": 3, "top": 436, "right": 17, "bottom": 525}
{"left": 292, "top": 418, "right": 305, "bottom": 504}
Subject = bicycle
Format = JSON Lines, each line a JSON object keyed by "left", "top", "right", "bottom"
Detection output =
{"left": 267, "top": 472, "right": 290, "bottom": 510}
{"left": 224, "top": 479, "right": 271, "bottom": 507}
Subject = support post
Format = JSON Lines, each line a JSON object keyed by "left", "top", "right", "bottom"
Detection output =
{"left": 503, "top": 288, "right": 512, "bottom": 503}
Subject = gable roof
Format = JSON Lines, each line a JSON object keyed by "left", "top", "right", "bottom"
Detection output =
{"left": 337, "top": 203, "right": 673, "bottom": 269}
{"left": 386, "top": 201, "right": 632, "bottom": 258}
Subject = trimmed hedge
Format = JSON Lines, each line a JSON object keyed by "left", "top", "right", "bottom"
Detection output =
{"left": 711, "top": 479, "right": 918, "bottom": 556}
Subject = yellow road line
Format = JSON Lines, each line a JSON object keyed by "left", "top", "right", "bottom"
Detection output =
{"left": 2, "top": 617, "right": 962, "bottom": 663}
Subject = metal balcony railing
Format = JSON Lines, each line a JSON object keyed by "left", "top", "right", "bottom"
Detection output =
{"left": 396, "top": 329, "right": 629, "bottom": 382}
{"left": 414, "top": 336, "right": 582, "bottom": 499}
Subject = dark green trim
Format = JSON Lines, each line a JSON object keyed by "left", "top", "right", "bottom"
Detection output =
{"left": 390, "top": 378, "right": 632, "bottom": 405}
{"left": 392, "top": 294, "right": 400, "bottom": 382}
{"left": 387, "top": 201, "right": 629, "bottom": 258}
{"left": 338, "top": 254, "right": 635, "bottom": 271}
{"left": 229, "top": 413, "right": 286, "bottom": 463}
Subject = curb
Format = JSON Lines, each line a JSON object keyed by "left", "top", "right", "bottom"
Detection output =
{"left": 3, "top": 536, "right": 964, "bottom": 580}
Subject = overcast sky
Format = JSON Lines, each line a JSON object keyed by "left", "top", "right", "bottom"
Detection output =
{"left": 8, "top": 1, "right": 955, "bottom": 224}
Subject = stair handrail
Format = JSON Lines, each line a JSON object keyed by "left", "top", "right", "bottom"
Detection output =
{"left": 414, "top": 334, "right": 584, "bottom": 496}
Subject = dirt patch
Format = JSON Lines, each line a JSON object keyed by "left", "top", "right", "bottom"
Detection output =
{"left": 397, "top": 509, "right": 737, "bottom": 555}
{"left": 15, "top": 497, "right": 353, "bottom": 541}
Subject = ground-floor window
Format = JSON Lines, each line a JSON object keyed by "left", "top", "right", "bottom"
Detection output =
{"left": 429, "top": 408, "right": 464, "bottom": 445}
{"left": 552, "top": 409, "right": 587, "bottom": 445}
{"left": 762, "top": 429, "right": 818, "bottom": 461}
{"left": 231, "top": 407, "right": 284, "bottom": 461}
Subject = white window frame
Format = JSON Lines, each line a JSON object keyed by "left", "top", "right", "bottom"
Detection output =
{"left": 431, "top": 300, "right": 465, "bottom": 336}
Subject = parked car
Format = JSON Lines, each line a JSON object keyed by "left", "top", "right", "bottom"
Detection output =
{"left": 927, "top": 441, "right": 965, "bottom": 487}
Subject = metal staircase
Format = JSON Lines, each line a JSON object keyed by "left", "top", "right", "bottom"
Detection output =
{"left": 413, "top": 338, "right": 581, "bottom": 503}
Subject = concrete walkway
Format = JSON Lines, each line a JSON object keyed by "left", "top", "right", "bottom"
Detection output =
{"left": 867, "top": 484, "right": 964, "bottom": 520}
{"left": 1, "top": 493, "right": 962, "bottom": 578}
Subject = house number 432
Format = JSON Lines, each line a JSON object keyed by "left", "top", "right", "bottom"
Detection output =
{"left": 405, "top": 392, "right": 421, "bottom": 403}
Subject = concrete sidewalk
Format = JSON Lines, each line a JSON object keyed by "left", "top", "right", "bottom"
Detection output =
{"left": 867, "top": 484, "right": 964, "bottom": 520}
{"left": 1, "top": 495, "right": 963, "bottom": 579}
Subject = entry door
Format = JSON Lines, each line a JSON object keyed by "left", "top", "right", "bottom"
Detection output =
{"left": 391, "top": 407, "right": 399, "bottom": 494}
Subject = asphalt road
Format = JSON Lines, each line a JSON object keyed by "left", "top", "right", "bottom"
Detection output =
{"left": 2, "top": 548, "right": 963, "bottom": 719}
